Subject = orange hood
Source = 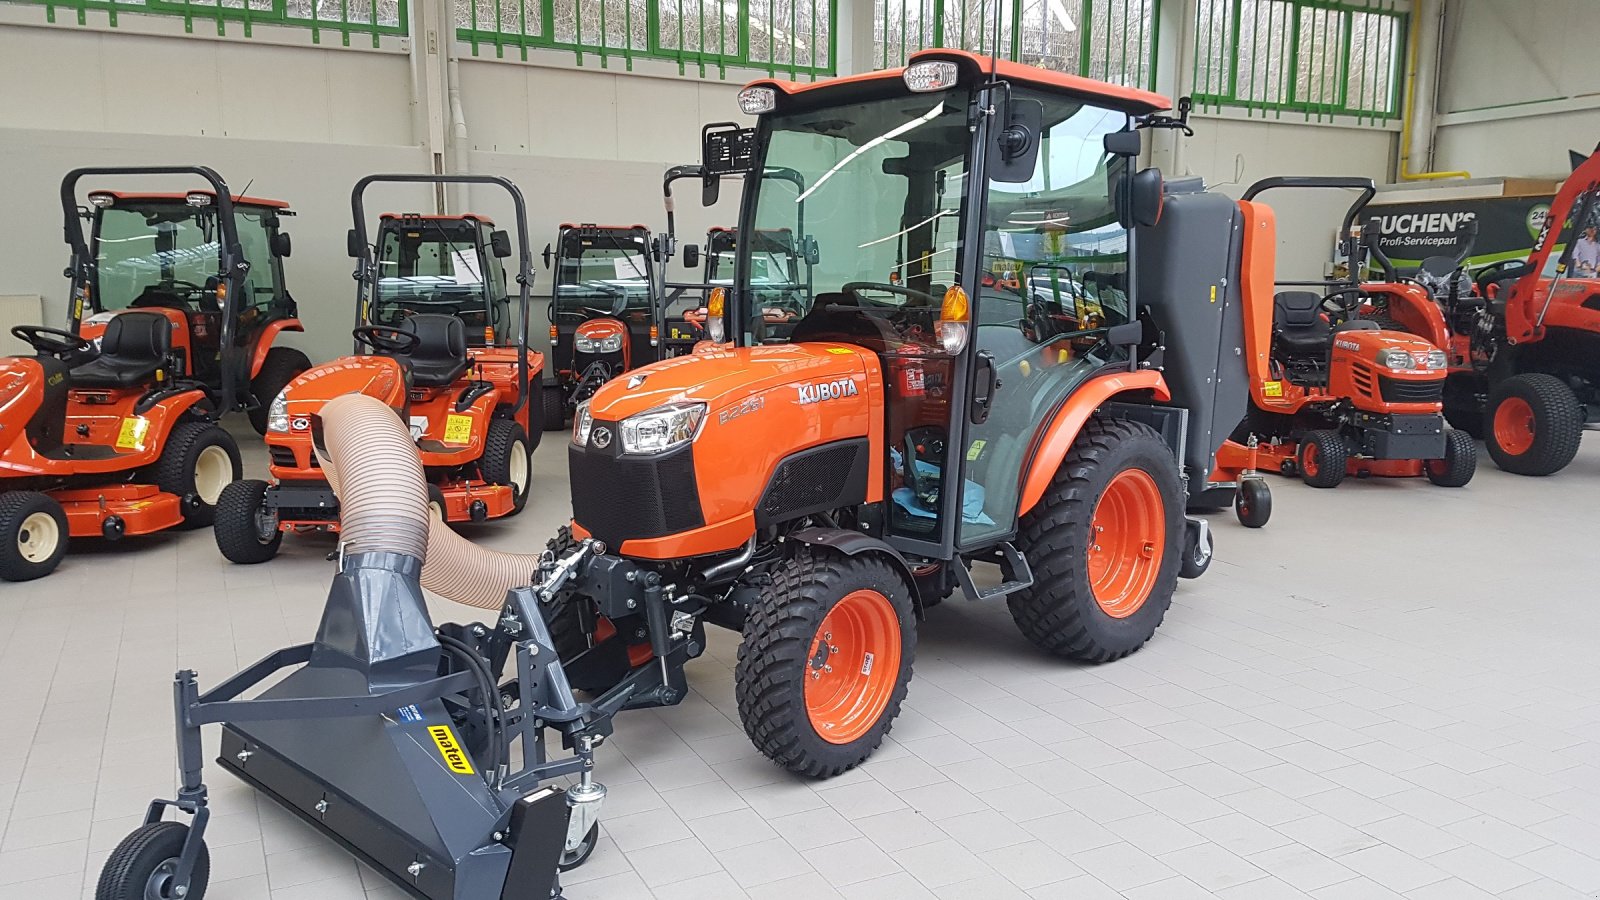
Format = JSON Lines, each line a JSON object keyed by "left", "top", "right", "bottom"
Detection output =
{"left": 584, "top": 343, "right": 874, "bottom": 421}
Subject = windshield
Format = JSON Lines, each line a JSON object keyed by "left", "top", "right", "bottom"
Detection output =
{"left": 372, "top": 220, "right": 508, "bottom": 342}
{"left": 742, "top": 91, "right": 971, "bottom": 342}
{"left": 553, "top": 231, "right": 652, "bottom": 316}
{"left": 93, "top": 204, "right": 219, "bottom": 312}
{"left": 1547, "top": 190, "right": 1600, "bottom": 279}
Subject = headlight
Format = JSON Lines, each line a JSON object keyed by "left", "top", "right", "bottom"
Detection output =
{"left": 1375, "top": 348, "right": 1415, "bottom": 370}
{"left": 574, "top": 334, "right": 624, "bottom": 354}
{"left": 1424, "top": 349, "right": 1448, "bottom": 370}
{"left": 619, "top": 402, "right": 706, "bottom": 455}
{"left": 572, "top": 402, "right": 593, "bottom": 447}
{"left": 266, "top": 389, "right": 290, "bottom": 433}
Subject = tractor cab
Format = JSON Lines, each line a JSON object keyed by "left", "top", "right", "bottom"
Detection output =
{"left": 367, "top": 213, "right": 515, "bottom": 353}
{"left": 70, "top": 184, "right": 308, "bottom": 431}
{"left": 704, "top": 226, "right": 812, "bottom": 342}
{"left": 543, "top": 224, "right": 656, "bottom": 424}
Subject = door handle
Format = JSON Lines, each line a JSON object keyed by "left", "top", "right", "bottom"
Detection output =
{"left": 970, "top": 350, "right": 998, "bottom": 425}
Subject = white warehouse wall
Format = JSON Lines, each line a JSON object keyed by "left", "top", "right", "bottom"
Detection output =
{"left": 1432, "top": 0, "right": 1600, "bottom": 176}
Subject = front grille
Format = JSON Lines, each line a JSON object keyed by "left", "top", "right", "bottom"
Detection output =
{"left": 268, "top": 446, "right": 298, "bottom": 468}
{"left": 757, "top": 439, "right": 869, "bottom": 526}
{"left": 1350, "top": 363, "right": 1375, "bottom": 398}
{"left": 1380, "top": 376, "right": 1443, "bottom": 405}
{"left": 569, "top": 436, "right": 702, "bottom": 549}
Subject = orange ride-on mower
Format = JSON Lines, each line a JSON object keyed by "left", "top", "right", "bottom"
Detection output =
{"left": 0, "top": 166, "right": 249, "bottom": 581}
{"left": 1235, "top": 176, "right": 1477, "bottom": 490}
{"left": 1362, "top": 149, "right": 1600, "bottom": 475}
{"left": 534, "top": 52, "right": 1264, "bottom": 777}
{"left": 540, "top": 224, "right": 658, "bottom": 430}
{"left": 72, "top": 171, "right": 310, "bottom": 435}
{"left": 213, "top": 174, "right": 545, "bottom": 563}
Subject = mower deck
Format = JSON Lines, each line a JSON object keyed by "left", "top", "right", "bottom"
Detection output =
{"left": 53, "top": 484, "right": 185, "bottom": 538}
{"left": 1256, "top": 440, "right": 1433, "bottom": 479}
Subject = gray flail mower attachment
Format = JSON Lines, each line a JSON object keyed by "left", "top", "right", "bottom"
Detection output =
{"left": 98, "top": 548, "right": 625, "bottom": 900}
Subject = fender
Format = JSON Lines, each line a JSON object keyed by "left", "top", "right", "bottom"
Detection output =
{"left": 1016, "top": 369, "right": 1171, "bottom": 517}
{"left": 248, "top": 319, "right": 305, "bottom": 379}
{"left": 787, "top": 526, "right": 915, "bottom": 590}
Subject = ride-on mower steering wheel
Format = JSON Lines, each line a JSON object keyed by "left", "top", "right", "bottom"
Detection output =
{"left": 12, "top": 325, "right": 91, "bottom": 358}
{"left": 1319, "top": 287, "right": 1365, "bottom": 323}
{"left": 842, "top": 281, "right": 938, "bottom": 309}
{"left": 353, "top": 325, "right": 422, "bottom": 355}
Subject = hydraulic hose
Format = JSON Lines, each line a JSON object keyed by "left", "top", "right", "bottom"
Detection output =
{"left": 314, "top": 393, "right": 547, "bottom": 610}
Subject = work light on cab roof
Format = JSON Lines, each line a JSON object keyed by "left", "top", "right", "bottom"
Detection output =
{"left": 903, "top": 60, "right": 959, "bottom": 92}
{"left": 738, "top": 86, "right": 777, "bottom": 115}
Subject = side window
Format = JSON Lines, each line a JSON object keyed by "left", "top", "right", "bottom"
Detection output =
{"left": 959, "top": 96, "right": 1133, "bottom": 546}
{"left": 234, "top": 210, "right": 281, "bottom": 311}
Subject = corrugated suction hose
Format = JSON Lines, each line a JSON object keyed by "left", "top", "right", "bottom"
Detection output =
{"left": 316, "top": 393, "right": 545, "bottom": 610}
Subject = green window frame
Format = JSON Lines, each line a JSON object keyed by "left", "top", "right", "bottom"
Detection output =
{"left": 18, "top": 0, "right": 405, "bottom": 46}
{"left": 873, "top": 0, "right": 1161, "bottom": 92}
{"left": 456, "top": 0, "right": 836, "bottom": 79}
{"left": 1191, "top": 0, "right": 1406, "bottom": 123}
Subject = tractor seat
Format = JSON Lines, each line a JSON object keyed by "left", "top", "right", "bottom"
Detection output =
{"left": 790, "top": 292, "right": 903, "bottom": 353}
{"left": 71, "top": 312, "right": 171, "bottom": 388}
{"left": 396, "top": 314, "right": 469, "bottom": 388}
{"left": 1272, "top": 290, "right": 1331, "bottom": 357}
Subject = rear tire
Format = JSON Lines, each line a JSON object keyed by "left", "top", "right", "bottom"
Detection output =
{"left": 1008, "top": 417, "right": 1181, "bottom": 663}
{"left": 1298, "top": 430, "right": 1347, "bottom": 488}
{"left": 735, "top": 548, "right": 915, "bottom": 778}
{"left": 542, "top": 385, "right": 568, "bottom": 432}
{"left": 247, "top": 347, "right": 311, "bottom": 435}
{"left": 214, "top": 480, "right": 282, "bottom": 564}
{"left": 0, "top": 491, "right": 69, "bottom": 582}
{"left": 155, "top": 421, "right": 242, "bottom": 528}
{"left": 481, "top": 419, "right": 532, "bottom": 515}
{"left": 1235, "top": 478, "right": 1272, "bottom": 528}
{"left": 1425, "top": 430, "right": 1478, "bottom": 487}
{"left": 95, "top": 821, "right": 209, "bottom": 900}
{"left": 1485, "top": 374, "right": 1583, "bottom": 475}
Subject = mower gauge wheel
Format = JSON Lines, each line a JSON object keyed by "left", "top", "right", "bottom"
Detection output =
{"left": 558, "top": 823, "right": 600, "bottom": 871}
{"left": 1235, "top": 479, "right": 1271, "bottom": 528}
{"left": 95, "top": 821, "right": 210, "bottom": 900}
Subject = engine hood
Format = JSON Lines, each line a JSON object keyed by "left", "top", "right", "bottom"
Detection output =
{"left": 584, "top": 343, "right": 875, "bottom": 421}
{"left": 282, "top": 356, "right": 407, "bottom": 411}
{"left": 1334, "top": 328, "right": 1444, "bottom": 360}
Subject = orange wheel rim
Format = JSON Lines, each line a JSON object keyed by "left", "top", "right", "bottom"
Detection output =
{"left": 1302, "top": 443, "right": 1319, "bottom": 477}
{"left": 1086, "top": 469, "right": 1165, "bottom": 618}
{"left": 804, "top": 590, "right": 901, "bottom": 745}
{"left": 1494, "top": 397, "right": 1535, "bottom": 455}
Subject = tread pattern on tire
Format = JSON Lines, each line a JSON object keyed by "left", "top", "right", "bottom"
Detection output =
{"left": 1005, "top": 416, "right": 1181, "bottom": 664}
{"left": 153, "top": 421, "right": 241, "bottom": 528}
{"left": 1426, "top": 430, "right": 1477, "bottom": 487}
{"left": 1299, "top": 430, "right": 1348, "bottom": 488}
{"left": 95, "top": 821, "right": 209, "bottom": 900}
{"left": 1486, "top": 373, "right": 1583, "bottom": 476}
{"left": 735, "top": 548, "right": 914, "bottom": 779}
{"left": 0, "top": 491, "right": 69, "bottom": 582}
{"left": 542, "top": 385, "right": 567, "bottom": 432}
{"left": 481, "top": 418, "right": 530, "bottom": 513}
{"left": 213, "top": 480, "right": 282, "bottom": 564}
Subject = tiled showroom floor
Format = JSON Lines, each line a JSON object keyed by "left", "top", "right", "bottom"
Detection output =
{"left": 3, "top": 424, "right": 1599, "bottom": 900}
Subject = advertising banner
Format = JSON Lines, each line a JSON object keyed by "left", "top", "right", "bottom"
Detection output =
{"left": 1363, "top": 194, "right": 1554, "bottom": 274}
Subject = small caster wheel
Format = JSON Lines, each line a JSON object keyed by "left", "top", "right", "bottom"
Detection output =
{"left": 559, "top": 822, "right": 600, "bottom": 871}
{"left": 1235, "top": 479, "right": 1271, "bottom": 529}
{"left": 1179, "top": 520, "right": 1213, "bottom": 579}
{"left": 96, "top": 822, "right": 209, "bottom": 900}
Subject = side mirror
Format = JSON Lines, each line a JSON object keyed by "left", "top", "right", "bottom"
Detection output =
{"left": 804, "top": 236, "right": 820, "bottom": 267}
{"left": 1129, "top": 168, "right": 1164, "bottom": 228}
{"left": 683, "top": 244, "right": 701, "bottom": 269}
{"left": 1103, "top": 130, "right": 1142, "bottom": 157}
{"left": 990, "top": 97, "right": 1044, "bottom": 184}
{"left": 270, "top": 232, "right": 292, "bottom": 258}
{"left": 542, "top": 243, "right": 552, "bottom": 269}
{"left": 491, "top": 229, "right": 512, "bottom": 259}
{"left": 346, "top": 228, "right": 363, "bottom": 259}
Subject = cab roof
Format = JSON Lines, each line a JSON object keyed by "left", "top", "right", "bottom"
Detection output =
{"left": 379, "top": 212, "right": 494, "bottom": 226}
{"left": 748, "top": 48, "right": 1170, "bottom": 116}
{"left": 559, "top": 223, "right": 649, "bottom": 232}
{"left": 91, "top": 190, "right": 291, "bottom": 209}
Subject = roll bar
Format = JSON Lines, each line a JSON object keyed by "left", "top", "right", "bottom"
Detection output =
{"left": 60, "top": 165, "right": 248, "bottom": 418}
{"left": 350, "top": 174, "right": 535, "bottom": 415}
{"left": 1242, "top": 176, "right": 1378, "bottom": 291}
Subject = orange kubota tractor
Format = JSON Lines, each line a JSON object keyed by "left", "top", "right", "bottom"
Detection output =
{"left": 0, "top": 166, "right": 250, "bottom": 581}
{"left": 525, "top": 51, "right": 1267, "bottom": 777}
{"left": 1230, "top": 177, "right": 1477, "bottom": 489}
{"left": 213, "top": 174, "right": 544, "bottom": 563}
{"left": 1362, "top": 149, "right": 1600, "bottom": 475}
{"left": 73, "top": 174, "right": 310, "bottom": 434}
{"left": 541, "top": 224, "right": 658, "bottom": 430}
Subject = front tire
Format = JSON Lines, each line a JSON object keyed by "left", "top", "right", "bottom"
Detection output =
{"left": 1298, "top": 430, "right": 1348, "bottom": 488}
{"left": 1008, "top": 417, "right": 1182, "bottom": 663}
{"left": 213, "top": 480, "right": 282, "bottom": 564}
{"left": 95, "top": 821, "right": 209, "bottom": 900}
{"left": 154, "top": 422, "right": 242, "bottom": 528}
{"left": 247, "top": 347, "right": 311, "bottom": 435}
{"left": 1426, "top": 430, "right": 1478, "bottom": 487}
{"left": 1485, "top": 374, "right": 1583, "bottom": 475}
{"left": 542, "top": 384, "right": 568, "bottom": 432}
{"left": 481, "top": 419, "right": 532, "bottom": 515}
{"left": 735, "top": 548, "right": 915, "bottom": 778}
{"left": 0, "top": 491, "right": 69, "bottom": 582}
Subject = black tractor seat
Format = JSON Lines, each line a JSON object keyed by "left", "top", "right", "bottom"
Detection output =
{"left": 1271, "top": 290, "right": 1331, "bottom": 358}
{"left": 71, "top": 312, "right": 172, "bottom": 389}
{"left": 392, "top": 314, "right": 470, "bottom": 388}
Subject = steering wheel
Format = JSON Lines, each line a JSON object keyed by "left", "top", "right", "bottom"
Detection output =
{"left": 841, "top": 281, "right": 938, "bottom": 309}
{"left": 1319, "top": 287, "right": 1365, "bottom": 324}
{"left": 1475, "top": 259, "right": 1529, "bottom": 293}
{"left": 353, "top": 325, "right": 422, "bottom": 355}
{"left": 131, "top": 281, "right": 206, "bottom": 310}
{"left": 12, "top": 325, "right": 91, "bottom": 357}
